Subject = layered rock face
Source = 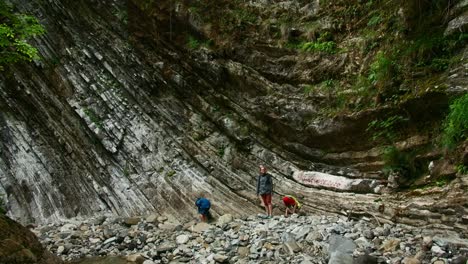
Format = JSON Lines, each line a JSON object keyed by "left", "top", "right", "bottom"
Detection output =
{"left": 0, "top": 0, "right": 466, "bottom": 236}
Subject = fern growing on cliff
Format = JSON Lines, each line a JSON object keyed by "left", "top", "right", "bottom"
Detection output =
{"left": 441, "top": 94, "right": 468, "bottom": 149}
{"left": 0, "top": 2, "right": 45, "bottom": 70}
{"left": 367, "top": 115, "right": 407, "bottom": 143}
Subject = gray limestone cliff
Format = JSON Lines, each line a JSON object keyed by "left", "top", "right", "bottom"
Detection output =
{"left": 0, "top": 0, "right": 466, "bottom": 236}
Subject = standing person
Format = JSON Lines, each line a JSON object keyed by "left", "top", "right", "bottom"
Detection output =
{"left": 256, "top": 165, "right": 273, "bottom": 218}
{"left": 282, "top": 195, "right": 302, "bottom": 217}
{"left": 195, "top": 195, "right": 212, "bottom": 222}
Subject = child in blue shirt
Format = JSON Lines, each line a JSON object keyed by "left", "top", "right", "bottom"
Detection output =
{"left": 195, "top": 197, "right": 212, "bottom": 222}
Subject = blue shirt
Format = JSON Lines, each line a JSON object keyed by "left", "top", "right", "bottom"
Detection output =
{"left": 195, "top": 198, "right": 211, "bottom": 209}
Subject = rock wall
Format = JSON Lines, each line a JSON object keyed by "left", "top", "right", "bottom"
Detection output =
{"left": 0, "top": 0, "right": 466, "bottom": 236}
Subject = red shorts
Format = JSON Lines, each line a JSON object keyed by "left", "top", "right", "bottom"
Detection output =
{"left": 283, "top": 196, "right": 295, "bottom": 207}
{"left": 261, "top": 193, "right": 272, "bottom": 205}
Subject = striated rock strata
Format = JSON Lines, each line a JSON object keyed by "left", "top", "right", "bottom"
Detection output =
{"left": 0, "top": 0, "right": 466, "bottom": 237}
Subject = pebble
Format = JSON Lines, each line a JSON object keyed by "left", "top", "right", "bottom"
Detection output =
{"left": 34, "top": 214, "right": 467, "bottom": 264}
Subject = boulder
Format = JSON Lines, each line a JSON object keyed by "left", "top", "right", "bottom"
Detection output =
{"left": 402, "top": 257, "right": 421, "bottom": 264}
{"left": 176, "top": 234, "right": 190, "bottom": 244}
{"left": 380, "top": 239, "right": 401, "bottom": 252}
{"left": 213, "top": 254, "right": 229, "bottom": 263}
{"left": 191, "top": 222, "right": 212, "bottom": 233}
{"left": 328, "top": 235, "right": 356, "bottom": 264}
{"left": 429, "top": 160, "right": 457, "bottom": 179}
{"left": 126, "top": 254, "right": 145, "bottom": 263}
{"left": 216, "top": 214, "right": 233, "bottom": 226}
{"left": 431, "top": 245, "right": 445, "bottom": 256}
{"left": 445, "top": 10, "right": 468, "bottom": 36}
{"left": 237, "top": 246, "right": 249, "bottom": 257}
{"left": 283, "top": 240, "right": 302, "bottom": 254}
{"left": 145, "top": 214, "right": 158, "bottom": 224}
{"left": 123, "top": 217, "right": 141, "bottom": 226}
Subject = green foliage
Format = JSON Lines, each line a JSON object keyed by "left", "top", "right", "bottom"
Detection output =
{"left": 315, "top": 0, "right": 465, "bottom": 116}
{"left": 303, "top": 80, "right": 334, "bottom": 95}
{"left": 123, "top": 162, "right": 130, "bottom": 177}
{"left": 166, "top": 170, "right": 176, "bottom": 178}
{"left": 441, "top": 94, "right": 468, "bottom": 149}
{"left": 187, "top": 36, "right": 200, "bottom": 49}
{"left": 303, "top": 84, "right": 314, "bottom": 94}
{"left": 186, "top": 35, "right": 213, "bottom": 50}
{"left": 287, "top": 32, "right": 337, "bottom": 54}
{"left": 397, "top": 32, "right": 467, "bottom": 77}
{"left": 185, "top": 0, "right": 259, "bottom": 42}
{"left": 319, "top": 78, "right": 373, "bottom": 116}
{"left": 83, "top": 108, "right": 103, "bottom": 129}
{"left": 299, "top": 41, "right": 336, "bottom": 54}
{"left": 456, "top": 164, "right": 468, "bottom": 175}
{"left": 367, "top": 115, "right": 407, "bottom": 142}
{"left": 435, "top": 178, "right": 448, "bottom": 187}
{"left": 365, "top": 0, "right": 375, "bottom": 7}
{"left": 322, "top": 79, "right": 335, "bottom": 98}
{"left": 382, "top": 146, "right": 417, "bottom": 178}
{"left": 113, "top": 9, "right": 128, "bottom": 24}
{"left": 323, "top": 79, "right": 334, "bottom": 88}
{"left": 367, "top": 14, "right": 382, "bottom": 26}
{"left": 218, "top": 146, "right": 226, "bottom": 157}
{"left": 368, "top": 51, "right": 393, "bottom": 86}
{"left": 0, "top": 2, "right": 45, "bottom": 70}
{"left": 429, "top": 58, "right": 449, "bottom": 72}
{"left": 352, "top": 76, "right": 376, "bottom": 107}
{"left": 212, "top": 105, "right": 220, "bottom": 112}
{"left": 231, "top": 8, "right": 257, "bottom": 24}
{"left": 188, "top": 6, "right": 200, "bottom": 14}
{"left": 299, "top": 32, "right": 336, "bottom": 54}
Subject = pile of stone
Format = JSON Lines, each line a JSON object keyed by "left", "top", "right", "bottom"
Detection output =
{"left": 33, "top": 214, "right": 468, "bottom": 264}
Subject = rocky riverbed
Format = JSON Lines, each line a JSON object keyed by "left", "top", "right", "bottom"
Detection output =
{"left": 33, "top": 214, "right": 468, "bottom": 264}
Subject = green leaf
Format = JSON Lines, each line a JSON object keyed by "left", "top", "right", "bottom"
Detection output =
{"left": 0, "top": 3, "right": 45, "bottom": 69}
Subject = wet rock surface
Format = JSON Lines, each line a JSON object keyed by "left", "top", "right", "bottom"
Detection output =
{"left": 35, "top": 214, "right": 467, "bottom": 264}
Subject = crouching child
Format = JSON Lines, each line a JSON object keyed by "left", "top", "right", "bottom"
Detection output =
{"left": 282, "top": 195, "right": 302, "bottom": 217}
{"left": 195, "top": 196, "right": 212, "bottom": 222}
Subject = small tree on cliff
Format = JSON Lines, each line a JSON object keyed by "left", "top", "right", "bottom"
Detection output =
{"left": 0, "top": 2, "right": 45, "bottom": 70}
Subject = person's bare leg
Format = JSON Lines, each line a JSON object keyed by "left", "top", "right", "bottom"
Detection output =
{"left": 267, "top": 203, "right": 273, "bottom": 217}
{"left": 285, "top": 208, "right": 288, "bottom": 217}
{"left": 261, "top": 196, "right": 268, "bottom": 216}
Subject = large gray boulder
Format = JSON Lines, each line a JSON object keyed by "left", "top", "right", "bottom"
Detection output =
{"left": 327, "top": 235, "right": 357, "bottom": 264}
